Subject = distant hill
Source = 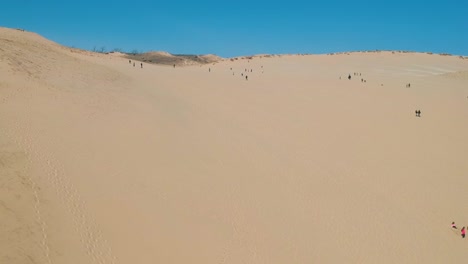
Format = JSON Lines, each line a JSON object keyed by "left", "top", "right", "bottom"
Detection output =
{"left": 123, "top": 51, "right": 223, "bottom": 66}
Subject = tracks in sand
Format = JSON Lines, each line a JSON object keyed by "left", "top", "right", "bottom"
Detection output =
{"left": 5, "top": 120, "right": 117, "bottom": 264}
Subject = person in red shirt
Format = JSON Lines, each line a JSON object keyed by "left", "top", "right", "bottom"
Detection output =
{"left": 452, "top": 222, "right": 457, "bottom": 229}
{"left": 461, "top": 227, "right": 466, "bottom": 238}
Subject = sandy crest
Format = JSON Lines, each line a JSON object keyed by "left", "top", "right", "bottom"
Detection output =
{"left": 1, "top": 27, "right": 468, "bottom": 263}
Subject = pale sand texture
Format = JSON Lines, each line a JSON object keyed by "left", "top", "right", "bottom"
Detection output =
{"left": 1, "top": 27, "right": 468, "bottom": 263}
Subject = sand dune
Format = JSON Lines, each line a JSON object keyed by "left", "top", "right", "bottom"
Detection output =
{"left": 1, "top": 27, "right": 468, "bottom": 263}
{"left": 123, "top": 51, "right": 222, "bottom": 66}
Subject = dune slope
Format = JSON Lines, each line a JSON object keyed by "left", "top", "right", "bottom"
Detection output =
{"left": 1, "top": 27, "right": 468, "bottom": 264}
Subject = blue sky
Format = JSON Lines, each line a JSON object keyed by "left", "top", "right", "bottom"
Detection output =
{"left": 2, "top": 0, "right": 467, "bottom": 57}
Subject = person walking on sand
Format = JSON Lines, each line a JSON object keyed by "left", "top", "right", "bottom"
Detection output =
{"left": 133, "top": 62, "right": 135, "bottom": 67}
{"left": 141, "top": 63, "right": 143, "bottom": 68}
{"left": 452, "top": 222, "right": 457, "bottom": 229}
{"left": 461, "top": 227, "right": 466, "bottom": 238}
{"left": 348, "top": 74, "right": 351, "bottom": 80}
{"left": 129, "top": 60, "right": 131, "bottom": 64}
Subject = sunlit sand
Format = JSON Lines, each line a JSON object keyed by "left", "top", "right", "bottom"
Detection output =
{"left": 1, "top": 27, "right": 468, "bottom": 263}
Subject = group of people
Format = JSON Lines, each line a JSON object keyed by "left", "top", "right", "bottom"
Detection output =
{"left": 452, "top": 222, "right": 466, "bottom": 238}
{"left": 342, "top": 72, "right": 425, "bottom": 119}
{"left": 207, "top": 61, "right": 266, "bottom": 81}
{"left": 129, "top": 59, "right": 143, "bottom": 68}
{"left": 344, "top": 72, "right": 363, "bottom": 80}
{"left": 227, "top": 66, "right": 265, "bottom": 81}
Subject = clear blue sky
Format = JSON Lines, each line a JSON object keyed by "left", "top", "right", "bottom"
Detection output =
{"left": 2, "top": 0, "right": 467, "bottom": 57}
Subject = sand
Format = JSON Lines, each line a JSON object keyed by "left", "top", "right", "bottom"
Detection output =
{"left": 1, "top": 27, "right": 468, "bottom": 263}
